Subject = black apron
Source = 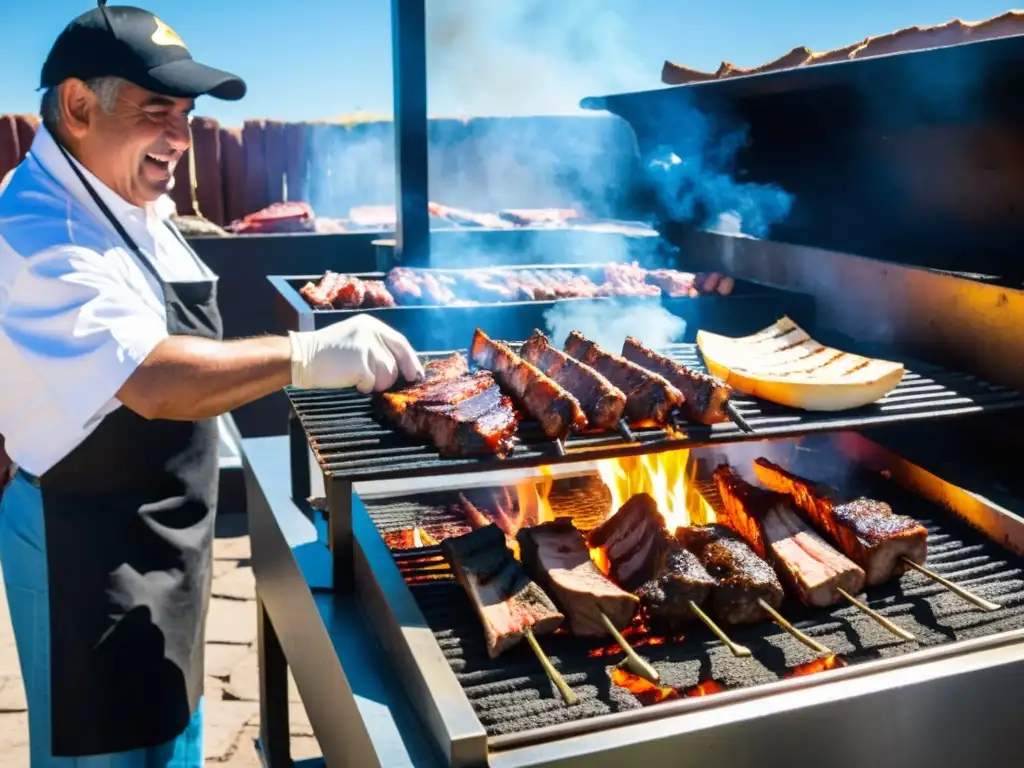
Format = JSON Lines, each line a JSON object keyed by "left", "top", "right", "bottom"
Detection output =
{"left": 35, "top": 146, "right": 221, "bottom": 756}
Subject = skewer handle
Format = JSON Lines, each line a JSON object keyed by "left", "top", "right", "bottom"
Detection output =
{"left": 836, "top": 588, "right": 916, "bottom": 642}
{"left": 599, "top": 612, "right": 660, "bottom": 684}
{"left": 901, "top": 558, "right": 1001, "bottom": 613}
{"left": 617, "top": 419, "right": 637, "bottom": 443}
{"left": 757, "top": 598, "right": 832, "bottom": 656}
{"left": 725, "top": 401, "right": 755, "bottom": 433}
{"left": 689, "top": 601, "right": 752, "bottom": 658}
{"left": 523, "top": 627, "right": 579, "bottom": 706}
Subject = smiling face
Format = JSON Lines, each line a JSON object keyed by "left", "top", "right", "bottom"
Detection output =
{"left": 58, "top": 78, "right": 194, "bottom": 207}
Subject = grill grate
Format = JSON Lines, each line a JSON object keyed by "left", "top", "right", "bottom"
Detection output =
{"left": 287, "top": 344, "right": 1024, "bottom": 483}
{"left": 366, "top": 475, "right": 1024, "bottom": 739}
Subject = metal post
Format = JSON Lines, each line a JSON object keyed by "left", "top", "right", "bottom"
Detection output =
{"left": 391, "top": 0, "right": 430, "bottom": 268}
{"left": 256, "top": 595, "right": 291, "bottom": 767}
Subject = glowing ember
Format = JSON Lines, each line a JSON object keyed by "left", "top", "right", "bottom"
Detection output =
{"left": 784, "top": 655, "right": 848, "bottom": 678}
{"left": 587, "top": 633, "right": 669, "bottom": 659}
{"left": 683, "top": 679, "right": 726, "bottom": 697}
{"left": 611, "top": 668, "right": 680, "bottom": 704}
{"left": 595, "top": 450, "right": 715, "bottom": 530}
{"left": 611, "top": 668, "right": 727, "bottom": 705}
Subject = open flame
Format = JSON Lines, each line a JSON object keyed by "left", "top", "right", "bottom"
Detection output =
{"left": 515, "top": 466, "right": 555, "bottom": 529}
{"left": 595, "top": 449, "right": 716, "bottom": 531}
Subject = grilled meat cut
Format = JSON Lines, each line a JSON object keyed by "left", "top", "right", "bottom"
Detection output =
{"left": 713, "top": 465, "right": 866, "bottom": 607}
{"left": 588, "top": 493, "right": 715, "bottom": 634}
{"left": 752, "top": 458, "right": 928, "bottom": 586}
{"left": 380, "top": 358, "right": 518, "bottom": 458}
{"left": 517, "top": 518, "right": 638, "bottom": 636}
{"left": 676, "top": 525, "right": 784, "bottom": 624}
{"left": 442, "top": 524, "right": 564, "bottom": 658}
{"left": 361, "top": 279, "right": 397, "bottom": 308}
{"left": 422, "top": 353, "right": 471, "bottom": 382}
{"left": 622, "top": 336, "right": 732, "bottom": 425}
{"left": 470, "top": 328, "right": 587, "bottom": 440}
{"left": 520, "top": 330, "right": 627, "bottom": 430}
{"left": 564, "top": 332, "right": 684, "bottom": 424}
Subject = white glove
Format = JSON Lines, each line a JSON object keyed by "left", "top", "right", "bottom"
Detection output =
{"left": 288, "top": 315, "right": 425, "bottom": 392}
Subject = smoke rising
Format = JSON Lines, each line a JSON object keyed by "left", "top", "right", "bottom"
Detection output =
{"left": 644, "top": 124, "right": 794, "bottom": 239}
{"left": 542, "top": 300, "right": 686, "bottom": 353}
{"left": 303, "top": 0, "right": 795, "bottom": 267}
{"left": 426, "top": 0, "right": 654, "bottom": 116}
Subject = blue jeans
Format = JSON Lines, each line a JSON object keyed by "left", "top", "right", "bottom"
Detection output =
{"left": 0, "top": 472, "right": 204, "bottom": 767}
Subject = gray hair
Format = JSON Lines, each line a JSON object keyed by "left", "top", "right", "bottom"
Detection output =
{"left": 40, "top": 76, "right": 122, "bottom": 131}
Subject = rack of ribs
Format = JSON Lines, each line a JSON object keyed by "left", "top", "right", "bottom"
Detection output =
{"left": 676, "top": 524, "right": 784, "bottom": 625}
{"left": 517, "top": 517, "right": 639, "bottom": 636}
{"left": 752, "top": 458, "right": 928, "bottom": 586}
{"left": 587, "top": 493, "right": 715, "bottom": 634}
{"left": 380, "top": 354, "right": 518, "bottom": 458}
{"left": 470, "top": 328, "right": 587, "bottom": 440}
{"left": 442, "top": 524, "right": 564, "bottom": 658}
{"left": 564, "top": 332, "right": 683, "bottom": 424}
{"left": 713, "top": 465, "right": 866, "bottom": 607}
{"left": 622, "top": 336, "right": 732, "bottom": 425}
{"left": 520, "top": 330, "right": 627, "bottom": 430}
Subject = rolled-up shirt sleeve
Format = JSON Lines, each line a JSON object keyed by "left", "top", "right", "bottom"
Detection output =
{"left": 1, "top": 244, "right": 168, "bottom": 430}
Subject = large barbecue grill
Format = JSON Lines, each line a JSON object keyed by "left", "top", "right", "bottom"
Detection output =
{"left": 244, "top": 14, "right": 1024, "bottom": 768}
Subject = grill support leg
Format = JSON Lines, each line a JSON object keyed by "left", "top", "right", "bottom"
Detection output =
{"left": 288, "top": 409, "right": 311, "bottom": 508}
{"left": 328, "top": 478, "right": 355, "bottom": 590}
{"left": 257, "top": 594, "right": 291, "bottom": 767}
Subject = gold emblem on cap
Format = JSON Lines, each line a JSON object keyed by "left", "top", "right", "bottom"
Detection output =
{"left": 151, "top": 17, "right": 187, "bottom": 49}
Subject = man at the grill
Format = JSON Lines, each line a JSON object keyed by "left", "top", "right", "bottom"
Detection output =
{"left": 0, "top": 5, "right": 423, "bottom": 766}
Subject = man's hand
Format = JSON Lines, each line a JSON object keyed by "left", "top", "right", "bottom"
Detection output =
{"left": 289, "top": 315, "right": 424, "bottom": 392}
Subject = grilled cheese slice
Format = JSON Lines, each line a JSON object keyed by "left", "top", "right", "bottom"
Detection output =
{"left": 696, "top": 317, "right": 905, "bottom": 411}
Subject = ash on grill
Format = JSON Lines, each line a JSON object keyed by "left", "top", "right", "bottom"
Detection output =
{"left": 372, "top": 474, "right": 1024, "bottom": 737}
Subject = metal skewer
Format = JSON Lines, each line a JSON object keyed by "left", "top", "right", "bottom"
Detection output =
{"left": 552, "top": 439, "right": 566, "bottom": 457}
{"left": 757, "top": 598, "right": 832, "bottom": 656}
{"left": 617, "top": 419, "right": 636, "bottom": 443}
{"left": 599, "top": 612, "right": 660, "bottom": 684}
{"left": 836, "top": 588, "right": 916, "bottom": 642}
{"left": 901, "top": 558, "right": 1001, "bottom": 612}
{"left": 523, "top": 627, "right": 578, "bottom": 705}
{"left": 725, "top": 401, "right": 755, "bottom": 433}
{"left": 688, "top": 601, "right": 752, "bottom": 657}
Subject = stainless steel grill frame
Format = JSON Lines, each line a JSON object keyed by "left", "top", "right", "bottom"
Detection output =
{"left": 250, "top": 429, "right": 1024, "bottom": 766}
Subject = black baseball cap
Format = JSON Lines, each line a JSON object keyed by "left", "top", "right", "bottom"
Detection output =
{"left": 40, "top": 4, "right": 246, "bottom": 101}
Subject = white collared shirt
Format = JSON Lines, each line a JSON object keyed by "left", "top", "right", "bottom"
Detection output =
{"left": 0, "top": 124, "right": 215, "bottom": 476}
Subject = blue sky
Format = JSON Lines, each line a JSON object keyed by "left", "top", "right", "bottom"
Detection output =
{"left": 0, "top": 1, "right": 1010, "bottom": 126}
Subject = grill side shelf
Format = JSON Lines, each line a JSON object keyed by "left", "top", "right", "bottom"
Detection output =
{"left": 286, "top": 344, "right": 1024, "bottom": 484}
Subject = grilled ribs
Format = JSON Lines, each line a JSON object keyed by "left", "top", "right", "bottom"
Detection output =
{"left": 564, "top": 332, "right": 684, "bottom": 424}
{"left": 676, "top": 524, "right": 784, "bottom": 624}
{"left": 380, "top": 355, "right": 518, "bottom": 458}
{"left": 517, "top": 517, "right": 638, "bottom": 636}
{"left": 713, "top": 465, "right": 866, "bottom": 607}
{"left": 752, "top": 458, "right": 928, "bottom": 586}
{"left": 442, "top": 524, "right": 564, "bottom": 658}
{"left": 520, "top": 330, "right": 627, "bottom": 430}
{"left": 622, "top": 336, "right": 732, "bottom": 425}
{"left": 588, "top": 493, "right": 715, "bottom": 634}
{"left": 470, "top": 328, "right": 587, "bottom": 440}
